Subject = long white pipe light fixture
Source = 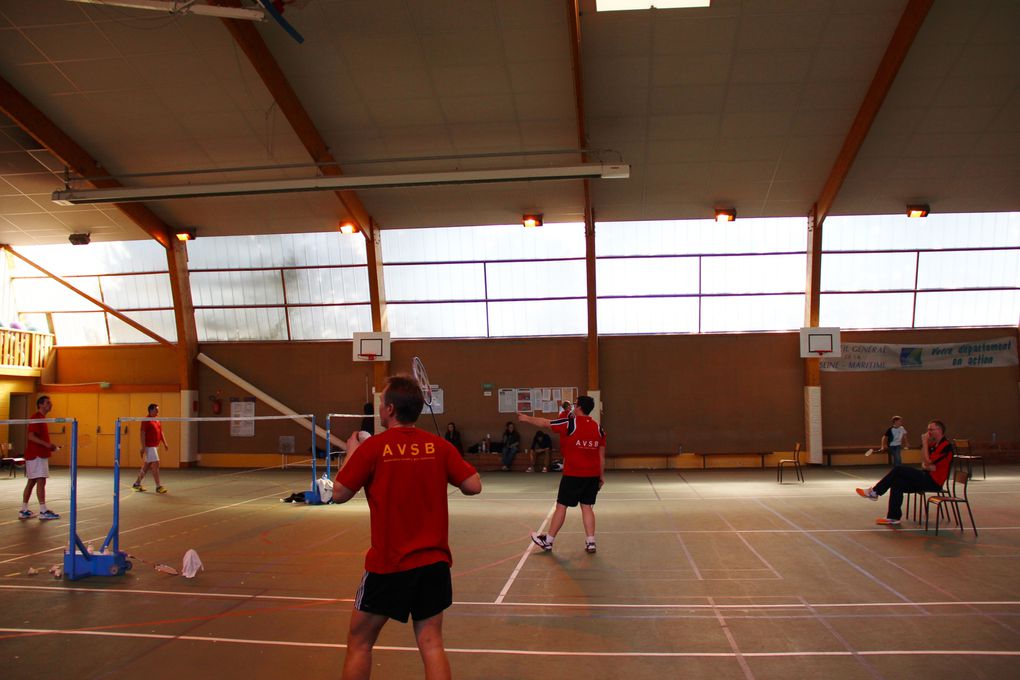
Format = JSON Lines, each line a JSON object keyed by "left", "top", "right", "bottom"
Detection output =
{"left": 52, "top": 163, "right": 630, "bottom": 205}
{"left": 67, "top": 0, "right": 266, "bottom": 21}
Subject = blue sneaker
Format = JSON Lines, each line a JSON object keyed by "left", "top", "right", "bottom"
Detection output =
{"left": 18, "top": 509, "right": 34, "bottom": 519}
{"left": 38, "top": 510, "right": 60, "bottom": 520}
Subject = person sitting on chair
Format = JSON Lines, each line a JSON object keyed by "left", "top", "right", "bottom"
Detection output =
{"left": 527, "top": 430, "right": 553, "bottom": 472}
{"left": 500, "top": 421, "right": 520, "bottom": 471}
{"left": 856, "top": 419, "right": 954, "bottom": 526}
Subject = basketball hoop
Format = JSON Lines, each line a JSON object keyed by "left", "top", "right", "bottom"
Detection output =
{"left": 357, "top": 353, "right": 378, "bottom": 362}
{"left": 813, "top": 350, "right": 831, "bottom": 359}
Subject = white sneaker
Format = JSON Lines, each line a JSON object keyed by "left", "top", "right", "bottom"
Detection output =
{"left": 855, "top": 487, "right": 879, "bottom": 501}
{"left": 530, "top": 532, "right": 553, "bottom": 551}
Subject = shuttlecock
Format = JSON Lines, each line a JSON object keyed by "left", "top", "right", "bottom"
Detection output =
{"left": 154, "top": 563, "right": 179, "bottom": 575}
{"left": 49, "top": 565, "right": 62, "bottom": 579}
{"left": 27, "top": 567, "right": 39, "bottom": 576}
{"left": 182, "top": 549, "right": 203, "bottom": 578}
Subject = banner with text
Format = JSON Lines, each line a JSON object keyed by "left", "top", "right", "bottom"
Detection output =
{"left": 820, "top": 337, "right": 1018, "bottom": 372}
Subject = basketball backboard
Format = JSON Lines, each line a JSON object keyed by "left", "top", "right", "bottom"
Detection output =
{"left": 799, "top": 327, "right": 841, "bottom": 358}
{"left": 352, "top": 331, "right": 391, "bottom": 362}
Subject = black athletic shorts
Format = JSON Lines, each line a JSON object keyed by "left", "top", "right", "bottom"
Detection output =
{"left": 556, "top": 475, "right": 601, "bottom": 507}
{"left": 354, "top": 561, "right": 452, "bottom": 623}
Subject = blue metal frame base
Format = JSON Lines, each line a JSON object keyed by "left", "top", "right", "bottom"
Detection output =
{"left": 64, "top": 550, "right": 131, "bottom": 580}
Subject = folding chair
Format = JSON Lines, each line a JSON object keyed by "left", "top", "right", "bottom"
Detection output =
{"left": 777, "top": 442, "right": 804, "bottom": 483}
{"left": 953, "top": 438, "right": 985, "bottom": 480}
{"left": 926, "top": 470, "right": 978, "bottom": 536}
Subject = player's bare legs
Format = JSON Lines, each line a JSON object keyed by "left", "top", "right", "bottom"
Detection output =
{"left": 580, "top": 503, "right": 596, "bottom": 538}
{"left": 342, "top": 609, "right": 388, "bottom": 680}
{"left": 413, "top": 613, "right": 451, "bottom": 680}
{"left": 547, "top": 503, "right": 567, "bottom": 537}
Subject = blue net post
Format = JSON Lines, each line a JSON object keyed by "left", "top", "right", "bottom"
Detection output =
{"left": 325, "top": 415, "right": 332, "bottom": 480}
{"left": 66, "top": 419, "right": 79, "bottom": 570}
{"left": 64, "top": 417, "right": 130, "bottom": 580}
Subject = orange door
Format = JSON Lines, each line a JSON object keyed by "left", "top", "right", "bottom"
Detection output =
{"left": 97, "top": 394, "right": 131, "bottom": 468}
{"left": 66, "top": 393, "right": 99, "bottom": 467}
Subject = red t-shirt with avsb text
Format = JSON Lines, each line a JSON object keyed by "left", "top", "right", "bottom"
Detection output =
{"left": 551, "top": 415, "right": 606, "bottom": 478}
{"left": 336, "top": 425, "right": 477, "bottom": 574}
{"left": 142, "top": 420, "right": 164, "bottom": 447}
{"left": 25, "top": 411, "right": 51, "bottom": 461}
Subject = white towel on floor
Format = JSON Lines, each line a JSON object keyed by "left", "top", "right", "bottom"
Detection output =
{"left": 182, "top": 549, "right": 204, "bottom": 578}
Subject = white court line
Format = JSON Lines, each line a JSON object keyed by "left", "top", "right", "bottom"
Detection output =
{"left": 494, "top": 503, "right": 556, "bottom": 604}
{"left": 0, "top": 491, "right": 284, "bottom": 565}
{"left": 755, "top": 500, "right": 913, "bottom": 604}
{"left": 3, "top": 584, "right": 1019, "bottom": 611}
{"left": 1, "top": 627, "right": 1019, "bottom": 658}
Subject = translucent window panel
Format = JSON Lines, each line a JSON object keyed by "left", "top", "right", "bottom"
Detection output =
{"left": 596, "top": 257, "right": 699, "bottom": 296}
{"left": 18, "top": 313, "right": 50, "bottom": 333}
{"left": 823, "top": 212, "right": 1020, "bottom": 251}
{"left": 918, "top": 250, "right": 1020, "bottom": 289}
{"left": 52, "top": 312, "right": 108, "bottom": 345}
{"left": 283, "top": 267, "right": 370, "bottom": 304}
{"left": 288, "top": 305, "right": 373, "bottom": 340}
{"left": 99, "top": 273, "right": 174, "bottom": 309}
{"left": 820, "top": 293, "right": 915, "bottom": 329}
{"left": 382, "top": 223, "right": 585, "bottom": 263}
{"left": 701, "top": 295, "right": 804, "bottom": 332}
{"left": 387, "top": 303, "right": 488, "bottom": 339}
{"left": 597, "top": 297, "right": 699, "bottom": 334}
{"left": 383, "top": 263, "right": 485, "bottom": 301}
{"left": 597, "top": 218, "right": 806, "bottom": 256}
{"left": 190, "top": 271, "right": 284, "bottom": 306}
{"left": 108, "top": 311, "right": 179, "bottom": 344}
{"left": 195, "top": 308, "right": 288, "bottom": 341}
{"left": 701, "top": 254, "right": 805, "bottom": 294}
{"left": 486, "top": 260, "right": 587, "bottom": 299}
{"left": 12, "top": 277, "right": 102, "bottom": 312}
{"left": 13, "top": 240, "right": 168, "bottom": 275}
{"left": 821, "top": 253, "right": 916, "bottom": 292}
{"left": 188, "top": 232, "right": 366, "bottom": 268}
{"left": 488, "top": 300, "right": 586, "bottom": 337}
{"left": 915, "top": 290, "right": 1020, "bottom": 328}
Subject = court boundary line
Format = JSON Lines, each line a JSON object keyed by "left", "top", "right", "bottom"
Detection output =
{"left": 2, "top": 627, "right": 1019, "bottom": 658}
{"left": 494, "top": 502, "right": 556, "bottom": 604}
{"left": 3, "top": 584, "right": 1019, "bottom": 611}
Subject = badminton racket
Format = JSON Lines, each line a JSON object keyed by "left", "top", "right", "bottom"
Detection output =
{"left": 864, "top": 448, "right": 874, "bottom": 456}
{"left": 412, "top": 356, "right": 440, "bottom": 435}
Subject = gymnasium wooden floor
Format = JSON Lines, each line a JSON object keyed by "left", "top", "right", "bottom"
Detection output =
{"left": 1, "top": 463, "right": 1018, "bottom": 679}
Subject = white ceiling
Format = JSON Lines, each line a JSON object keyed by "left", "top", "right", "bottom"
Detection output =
{"left": 0, "top": 0, "right": 1017, "bottom": 245}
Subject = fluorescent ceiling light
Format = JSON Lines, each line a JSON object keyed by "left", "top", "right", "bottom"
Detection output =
{"left": 596, "top": 1, "right": 710, "bottom": 11}
{"left": 67, "top": 0, "right": 266, "bottom": 21}
{"left": 52, "top": 163, "right": 631, "bottom": 205}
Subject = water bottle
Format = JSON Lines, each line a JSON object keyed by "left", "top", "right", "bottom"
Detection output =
{"left": 485, "top": 434, "right": 491, "bottom": 453}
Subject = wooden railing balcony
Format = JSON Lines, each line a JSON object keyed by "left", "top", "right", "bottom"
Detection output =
{"left": 0, "top": 327, "right": 54, "bottom": 369}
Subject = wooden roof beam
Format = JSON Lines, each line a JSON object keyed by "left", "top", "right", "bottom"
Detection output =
{"left": 0, "top": 74, "right": 172, "bottom": 248}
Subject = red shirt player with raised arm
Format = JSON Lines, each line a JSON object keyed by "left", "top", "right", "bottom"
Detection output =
{"left": 519, "top": 395, "right": 606, "bottom": 554}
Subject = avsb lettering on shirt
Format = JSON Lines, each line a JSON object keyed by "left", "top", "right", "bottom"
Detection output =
{"left": 381, "top": 442, "right": 437, "bottom": 457}
{"left": 575, "top": 440, "right": 601, "bottom": 449}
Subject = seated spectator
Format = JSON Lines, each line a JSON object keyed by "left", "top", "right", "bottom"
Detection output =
{"left": 856, "top": 419, "right": 954, "bottom": 526}
{"left": 500, "top": 421, "right": 520, "bottom": 471}
{"left": 528, "top": 430, "right": 553, "bottom": 472}
{"left": 444, "top": 422, "right": 464, "bottom": 455}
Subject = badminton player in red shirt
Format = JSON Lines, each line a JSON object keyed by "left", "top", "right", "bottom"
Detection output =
{"left": 519, "top": 395, "right": 606, "bottom": 554}
{"left": 333, "top": 375, "right": 482, "bottom": 680}
{"left": 133, "top": 403, "right": 169, "bottom": 493}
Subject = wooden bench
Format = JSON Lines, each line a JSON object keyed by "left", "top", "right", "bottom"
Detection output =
{"left": 693, "top": 452, "right": 769, "bottom": 469}
{"left": 823, "top": 445, "right": 890, "bottom": 466}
